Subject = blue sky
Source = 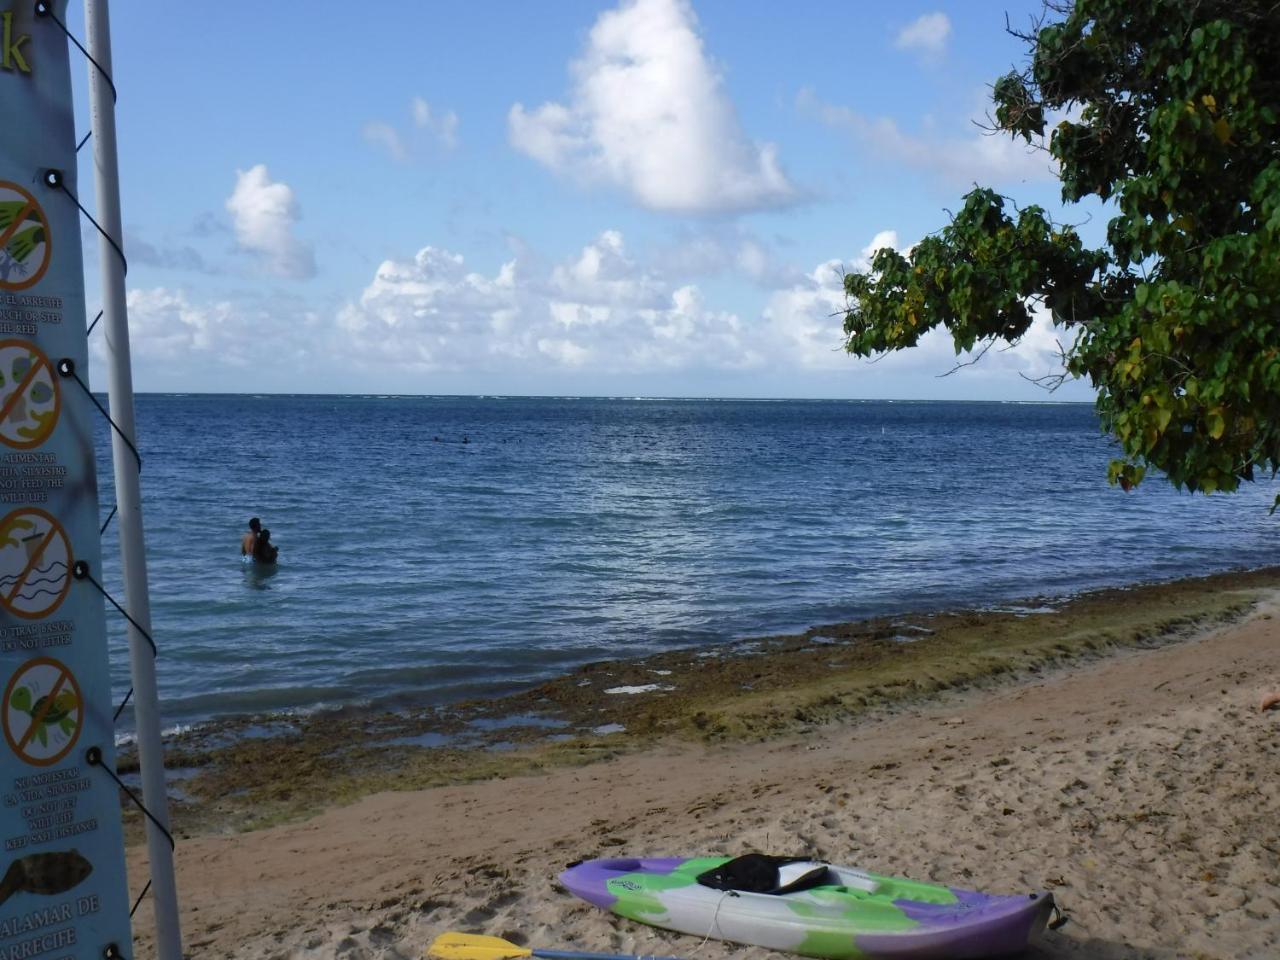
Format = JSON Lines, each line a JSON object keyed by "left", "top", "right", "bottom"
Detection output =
{"left": 61, "top": 0, "right": 1103, "bottom": 399}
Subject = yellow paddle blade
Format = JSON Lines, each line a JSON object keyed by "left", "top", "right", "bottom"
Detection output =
{"left": 428, "top": 933, "right": 534, "bottom": 960}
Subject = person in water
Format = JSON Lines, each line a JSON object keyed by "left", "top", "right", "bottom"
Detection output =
{"left": 241, "top": 517, "right": 260, "bottom": 558}
{"left": 253, "top": 527, "right": 279, "bottom": 564}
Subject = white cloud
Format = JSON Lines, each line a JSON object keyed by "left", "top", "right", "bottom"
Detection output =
{"left": 335, "top": 246, "right": 520, "bottom": 370}
{"left": 1000, "top": 303, "right": 1072, "bottom": 372}
{"left": 411, "top": 97, "right": 459, "bottom": 150}
{"left": 365, "top": 99, "right": 460, "bottom": 162}
{"left": 508, "top": 0, "right": 796, "bottom": 214}
{"left": 762, "top": 258, "right": 851, "bottom": 370}
{"left": 856, "top": 230, "right": 901, "bottom": 270}
{"left": 798, "top": 89, "right": 1057, "bottom": 186}
{"left": 646, "top": 228, "right": 805, "bottom": 290}
{"left": 224, "top": 165, "right": 316, "bottom": 279}
{"left": 119, "top": 287, "right": 317, "bottom": 368}
{"left": 362, "top": 121, "right": 409, "bottom": 162}
{"left": 895, "top": 13, "right": 950, "bottom": 55}
{"left": 411, "top": 98, "right": 431, "bottom": 128}
{"left": 549, "top": 230, "right": 664, "bottom": 306}
{"left": 125, "top": 288, "right": 228, "bottom": 358}
{"left": 117, "top": 229, "right": 1074, "bottom": 394}
{"left": 336, "top": 230, "right": 763, "bottom": 373}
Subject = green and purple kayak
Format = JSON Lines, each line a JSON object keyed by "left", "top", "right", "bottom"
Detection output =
{"left": 559, "top": 856, "right": 1056, "bottom": 960}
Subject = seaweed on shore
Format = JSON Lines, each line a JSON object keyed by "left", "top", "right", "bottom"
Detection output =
{"left": 119, "top": 566, "right": 1280, "bottom": 840}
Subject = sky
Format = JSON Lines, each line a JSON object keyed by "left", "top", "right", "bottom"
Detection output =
{"left": 61, "top": 0, "right": 1106, "bottom": 400}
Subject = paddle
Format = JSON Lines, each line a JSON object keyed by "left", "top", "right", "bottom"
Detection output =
{"left": 427, "top": 932, "right": 683, "bottom": 960}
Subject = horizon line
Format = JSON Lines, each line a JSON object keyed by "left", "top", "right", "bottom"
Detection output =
{"left": 120, "top": 390, "right": 1096, "bottom": 405}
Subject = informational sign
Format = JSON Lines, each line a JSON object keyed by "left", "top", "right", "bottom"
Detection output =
{"left": 0, "top": 2, "right": 135, "bottom": 957}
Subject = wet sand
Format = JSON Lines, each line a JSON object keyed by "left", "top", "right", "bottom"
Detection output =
{"left": 125, "top": 570, "right": 1280, "bottom": 959}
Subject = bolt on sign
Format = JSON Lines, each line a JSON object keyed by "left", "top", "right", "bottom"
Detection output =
{"left": 0, "top": 2, "right": 134, "bottom": 957}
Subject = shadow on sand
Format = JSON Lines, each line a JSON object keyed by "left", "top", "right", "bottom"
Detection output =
{"left": 1032, "top": 936, "right": 1181, "bottom": 959}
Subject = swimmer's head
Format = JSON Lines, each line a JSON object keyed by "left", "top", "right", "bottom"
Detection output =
{"left": 249, "top": 517, "right": 261, "bottom": 532}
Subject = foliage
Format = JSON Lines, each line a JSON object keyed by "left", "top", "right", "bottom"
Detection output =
{"left": 843, "top": 0, "right": 1280, "bottom": 495}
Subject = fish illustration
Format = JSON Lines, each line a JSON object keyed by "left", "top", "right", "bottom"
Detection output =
{"left": 0, "top": 851, "right": 93, "bottom": 907}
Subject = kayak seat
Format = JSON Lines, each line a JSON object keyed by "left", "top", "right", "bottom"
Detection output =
{"left": 696, "top": 854, "right": 836, "bottom": 896}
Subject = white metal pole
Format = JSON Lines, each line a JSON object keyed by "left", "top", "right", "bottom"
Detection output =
{"left": 83, "top": 2, "right": 184, "bottom": 958}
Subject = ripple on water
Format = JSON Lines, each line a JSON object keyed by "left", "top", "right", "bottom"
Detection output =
{"left": 100, "top": 396, "right": 1280, "bottom": 728}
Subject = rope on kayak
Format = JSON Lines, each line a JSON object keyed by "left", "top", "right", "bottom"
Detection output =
{"left": 697, "top": 890, "right": 738, "bottom": 949}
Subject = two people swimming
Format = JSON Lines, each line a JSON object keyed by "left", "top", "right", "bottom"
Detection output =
{"left": 241, "top": 516, "right": 279, "bottom": 565}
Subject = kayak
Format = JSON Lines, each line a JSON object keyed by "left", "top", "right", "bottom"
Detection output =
{"left": 559, "top": 855, "right": 1057, "bottom": 960}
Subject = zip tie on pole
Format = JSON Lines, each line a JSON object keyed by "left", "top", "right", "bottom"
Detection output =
{"left": 43, "top": 169, "right": 128, "bottom": 275}
{"left": 73, "top": 560, "right": 157, "bottom": 657}
{"left": 57, "top": 358, "right": 142, "bottom": 471}
{"left": 34, "top": 1, "right": 118, "bottom": 104}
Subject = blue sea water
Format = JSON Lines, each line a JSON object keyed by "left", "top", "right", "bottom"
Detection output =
{"left": 92, "top": 395, "right": 1279, "bottom": 730}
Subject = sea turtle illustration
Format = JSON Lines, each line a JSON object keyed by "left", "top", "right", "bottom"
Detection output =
{"left": 9, "top": 685, "right": 78, "bottom": 747}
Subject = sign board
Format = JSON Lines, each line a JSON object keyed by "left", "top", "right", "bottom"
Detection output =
{"left": 0, "top": 2, "right": 135, "bottom": 956}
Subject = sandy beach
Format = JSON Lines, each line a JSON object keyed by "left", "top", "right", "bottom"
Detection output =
{"left": 124, "top": 578, "right": 1280, "bottom": 960}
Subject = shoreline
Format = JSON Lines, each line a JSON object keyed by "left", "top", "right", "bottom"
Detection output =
{"left": 123, "top": 565, "right": 1280, "bottom": 960}
{"left": 121, "top": 564, "right": 1280, "bottom": 839}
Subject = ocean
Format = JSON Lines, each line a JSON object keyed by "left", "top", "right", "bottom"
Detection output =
{"left": 92, "top": 395, "right": 1279, "bottom": 732}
